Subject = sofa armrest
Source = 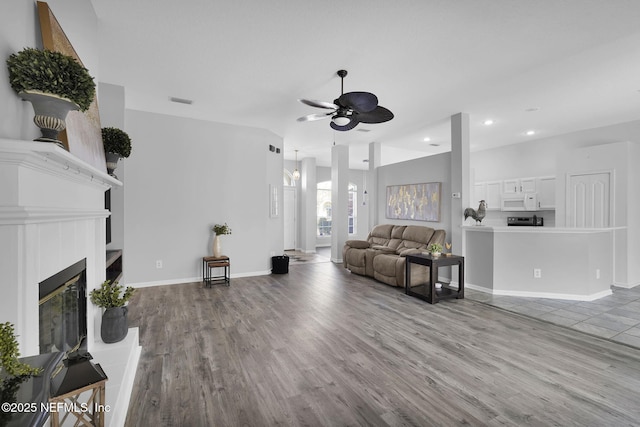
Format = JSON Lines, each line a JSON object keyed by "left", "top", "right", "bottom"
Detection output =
{"left": 345, "top": 240, "right": 371, "bottom": 249}
{"left": 398, "top": 248, "right": 422, "bottom": 257}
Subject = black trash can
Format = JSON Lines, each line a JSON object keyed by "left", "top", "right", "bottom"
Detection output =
{"left": 271, "top": 255, "right": 289, "bottom": 274}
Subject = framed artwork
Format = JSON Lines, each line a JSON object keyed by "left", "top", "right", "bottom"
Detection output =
{"left": 37, "top": 1, "right": 107, "bottom": 173}
{"left": 386, "top": 182, "right": 441, "bottom": 222}
{"left": 270, "top": 184, "right": 279, "bottom": 218}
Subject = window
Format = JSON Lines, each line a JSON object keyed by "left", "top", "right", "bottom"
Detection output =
{"left": 316, "top": 181, "right": 357, "bottom": 236}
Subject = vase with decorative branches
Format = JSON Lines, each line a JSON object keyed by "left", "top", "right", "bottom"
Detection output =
{"left": 212, "top": 223, "right": 232, "bottom": 257}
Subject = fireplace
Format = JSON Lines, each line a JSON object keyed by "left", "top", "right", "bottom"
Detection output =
{"left": 1, "top": 139, "right": 139, "bottom": 426}
{"left": 38, "top": 258, "right": 88, "bottom": 355}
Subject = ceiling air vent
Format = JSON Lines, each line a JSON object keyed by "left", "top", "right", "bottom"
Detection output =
{"left": 356, "top": 128, "right": 371, "bottom": 133}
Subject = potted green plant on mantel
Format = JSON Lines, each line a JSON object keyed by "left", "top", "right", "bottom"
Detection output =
{"left": 0, "top": 322, "right": 42, "bottom": 421}
{"left": 6, "top": 47, "right": 95, "bottom": 145}
{"left": 212, "top": 223, "right": 232, "bottom": 257}
{"left": 101, "top": 127, "right": 132, "bottom": 177}
{"left": 89, "top": 280, "right": 135, "bottom": 344}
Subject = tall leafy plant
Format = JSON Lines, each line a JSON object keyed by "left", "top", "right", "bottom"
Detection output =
{"left": 6, "top": 47, "right": 95, "bottom": 111}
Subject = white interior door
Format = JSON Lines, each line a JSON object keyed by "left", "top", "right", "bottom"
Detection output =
{"left": 283, "top": 186, "right": 296, "bottom": 250}
{"left": 567, "top": 172, "right": 611, "bottom": 227}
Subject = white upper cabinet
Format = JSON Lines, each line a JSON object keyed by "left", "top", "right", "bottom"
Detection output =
{"left": 536, "top": 176, "right": 556, "bottom": 210}
{"left": 503, "top": 177, "right": 536, "bottom": 194}
{"left": 473, "top": 181, "right": 502, "bottom": 210}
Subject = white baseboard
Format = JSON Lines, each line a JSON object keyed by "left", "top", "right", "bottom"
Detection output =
{"left": 129, "top": 270, "right": 271, "bottom": 288}
{"left": 613, "top": 281, "right": 640, "bottom": 289}
{"left": 465, "top": 282, "right": 613, "bottom": 301}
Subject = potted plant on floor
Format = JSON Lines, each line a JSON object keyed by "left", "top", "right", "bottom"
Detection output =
{"left": 89, "top": 280, "right": 135, "bottom": 344}
{"left": 101, "top": 127, "right": 132, "bottom": 177}
{"left": 0, "top": 322, "right": 42, "bottom": 422}
{"left": 6, "top": 47, "right": 95, "bottom": 145}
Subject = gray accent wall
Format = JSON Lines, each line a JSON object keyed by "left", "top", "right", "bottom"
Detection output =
{"left": 376, "top": 152, "right": 453, "bottom": 243}
{"left": 122, "top": 109, "right": 283, "bottom": 285}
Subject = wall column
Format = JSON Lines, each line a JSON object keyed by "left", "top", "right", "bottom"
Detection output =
{"left": 368, "top": 142, "right": 381, "bottom": 227}
{"left": 331, "top": 144, "right": 349, "bottom": 263}
{"left": 451, "top": 113, "right": 470, "bottom": 285}
{"left": 300, "top": 156, "right": 317, "bottom": 253}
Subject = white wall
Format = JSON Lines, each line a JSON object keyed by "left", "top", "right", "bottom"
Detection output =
{"left": 122, "top": 110, "right": 283, "bottom": 285}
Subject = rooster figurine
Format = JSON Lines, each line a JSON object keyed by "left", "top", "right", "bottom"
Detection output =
{"left": 464, "top": 200, "right": 487, "bottom": 225}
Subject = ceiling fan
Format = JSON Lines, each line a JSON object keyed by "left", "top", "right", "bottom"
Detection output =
{"left": 297, "top": 69, "right": 394, "bottom": 131}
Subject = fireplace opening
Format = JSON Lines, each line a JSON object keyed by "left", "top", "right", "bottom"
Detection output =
{"left": 38, "top": 259, "right": 87, "bottom": 354}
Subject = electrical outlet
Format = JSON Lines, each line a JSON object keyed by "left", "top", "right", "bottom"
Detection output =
{"left": 156, "top": 260, "right": 163, "bottom": 269}
{"left": 533, "top": 268, "right": 542, "bottom": 279}
{"left": 596, "top": 269, "right": 600, "bottom": 279}
{"left": 452, "top": 192, "right": 461, "bottom": 199}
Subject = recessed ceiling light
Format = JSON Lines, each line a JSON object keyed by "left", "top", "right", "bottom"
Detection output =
{"left": 423, "top": 137, "right": 431, "bottom": 142}
{"left": 525, "top": 130, "right": 536, "bottom": 136}
{"left": 483, "top": 119, "right": 494, "bottom": 126}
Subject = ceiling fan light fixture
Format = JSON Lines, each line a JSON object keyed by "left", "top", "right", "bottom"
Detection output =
{"left": 332, "top": 115, "right": 351, "bottom": 126}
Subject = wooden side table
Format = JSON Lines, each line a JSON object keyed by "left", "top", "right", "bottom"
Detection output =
{"left": 405, "top": 253, "right": 464, "bottom": 304}
{"left": 202, "top": 255, "right": 231, "bottom": 287}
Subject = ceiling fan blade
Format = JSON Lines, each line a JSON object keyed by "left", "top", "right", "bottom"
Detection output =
{"left": 297, "top": 113, "right": 332, "bottom": 122}
{"left": 298, "top": 98, "right": 338, "bottom": 110}
{"left": 356, "top": 106, "right": 394, "bottom": 124}
{"left": 330, "top": 118, "right": 359, "bottom": 131}
{"left": 338, "top": 92, "right": 378, "bottom": 113}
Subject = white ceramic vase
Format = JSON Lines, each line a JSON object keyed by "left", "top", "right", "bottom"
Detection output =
{"left": 213, "top": 235, "right": 222, "bottom": 257}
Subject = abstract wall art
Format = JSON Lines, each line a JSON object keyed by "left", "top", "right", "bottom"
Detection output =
{"left": 386, "top": 182, "right": 441, "bottom": 222}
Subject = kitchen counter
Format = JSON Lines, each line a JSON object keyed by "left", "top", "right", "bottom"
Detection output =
{"left": 463, "top": 225, "right": 624, "bottom": 233}
{"left": 463, "top": 225, "right": 618, "bottom": 300}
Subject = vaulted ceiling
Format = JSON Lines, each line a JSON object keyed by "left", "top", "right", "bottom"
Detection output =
{"left": 90, "top": 0, "right": 640, "bottom": 168}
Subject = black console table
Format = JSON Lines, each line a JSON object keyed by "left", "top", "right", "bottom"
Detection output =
{"left": 405, "top": 253, "right": 464, "bottom": 304}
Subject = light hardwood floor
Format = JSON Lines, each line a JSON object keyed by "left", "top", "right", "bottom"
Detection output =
{"left": 124, "top": 261, "right": 640, "bottom": 426}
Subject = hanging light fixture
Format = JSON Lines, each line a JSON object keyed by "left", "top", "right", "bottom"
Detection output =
{"left": 292, "top": 150, "right": 301, "bottom": 181}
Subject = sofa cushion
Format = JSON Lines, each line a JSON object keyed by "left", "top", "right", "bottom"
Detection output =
{"left": 395, "top": 226, "right": 435, "bottom": 252}
{"left": 345, "top": 240, "right": 370, "bottom": 249}
{"left": 368, "top": 224, "right": 394, "bottom": 246}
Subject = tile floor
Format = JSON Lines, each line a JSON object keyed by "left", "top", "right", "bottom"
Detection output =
{"left": 465, "top": 286, "right": 640, "bottom": 349}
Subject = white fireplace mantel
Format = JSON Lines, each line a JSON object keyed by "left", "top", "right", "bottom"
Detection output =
{"left": 0, "top": 138, "right": 140, "bottom": 426}
{"left": 0, "top": 138, "right": 121, "bottom": 354}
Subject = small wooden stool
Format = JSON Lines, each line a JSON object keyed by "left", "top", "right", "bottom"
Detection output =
{"left": 202, "top": 255, "right": 230, "bottom": 287}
